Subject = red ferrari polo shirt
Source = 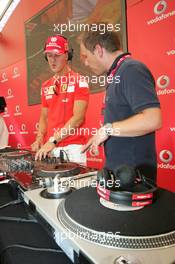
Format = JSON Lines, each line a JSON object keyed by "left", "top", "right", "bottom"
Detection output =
{"left": 41, "top": 70, "right": 89, "bottom": 146}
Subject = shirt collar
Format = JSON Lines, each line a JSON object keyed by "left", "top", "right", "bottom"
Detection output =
{"left": 107, "top": 52, "right": 131, "bottom": 76}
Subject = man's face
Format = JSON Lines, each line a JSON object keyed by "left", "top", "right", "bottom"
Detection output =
{"left": 46, "top": 52, "right": 68, "bottom": 73}
{"left": 80, "top": 43, "right": 105, "bottom": 76}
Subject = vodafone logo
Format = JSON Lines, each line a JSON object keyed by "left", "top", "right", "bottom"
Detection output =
{"left": 12, "top": 67, "right": 20, "bottom": 78}
{"left": 156, "top": 75, "right": 175, "bottom": 96}
{"left": 8, "top": 89, "right": 12, "bottom": 96}
{"left": 20, "top": 123, "right": 28, "bottom": 134}
{"left": 14, "top": 67, "right": 18, "bottom": 75}
{"left": 156, "top": 75, "right": 170, "bottom": 89}
{"left": 13, "top": 67, "right": 19, "bottom": 75}
{"left": 7, "top": 88, "right": 14, "bottom": 99}
{"left": 16, "top": 105, "right": 20, "bottom": 113}
{"left": 33, "top": 122, "right": 39, "bottom": 134}
{"left": 14, "top": 105, "right": 22, "bottom": 116}
{"left": 154, "top": 1, "right": 167, "bottom": 15}
{"left": 35, "top": 122, "right": 39, "bottom": 130}
{"left": 21, "top": 123, "right": 26, "bottom": 131}
{"left": 2, "top": 72, "right": 7, "bottom": 80}
{"left": 159, "top": 150, "right": 173, "bottom": 163}
{"left": 17, "top": 143, "right": 22, "bottom": 148}
{"left": 8, "top": 124, "right": 15, "bottom": 135}
{"left": 9, "top": 124, "right": 14, "bottom": 132}
{"left": 89, "top": 146, "right": 99, "bottom": 157}
{"left": 1, "top": 72, "right": 8, "bottom": 83}
{"left": 147, "top": 0, "right": 175, "bottom": 25}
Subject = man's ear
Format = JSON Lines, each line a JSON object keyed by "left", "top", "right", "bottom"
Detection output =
{"left": 94, "top": 44, "right": 103, "bottom": 58}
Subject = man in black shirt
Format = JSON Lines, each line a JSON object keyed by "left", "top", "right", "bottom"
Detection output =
{"left": 80, "top": 24, "right": 162, "bottom": 182}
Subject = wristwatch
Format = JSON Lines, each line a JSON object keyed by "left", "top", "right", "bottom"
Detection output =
{"left": 48, "top": 136, "right": 58, "bottom": 145}
{"left": 104, "top": 123, "right": 113, "bottom": 136}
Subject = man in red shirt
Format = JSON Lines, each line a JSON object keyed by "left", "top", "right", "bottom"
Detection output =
{"left": 31, "top": 35, "right": 89, "bottom": 163}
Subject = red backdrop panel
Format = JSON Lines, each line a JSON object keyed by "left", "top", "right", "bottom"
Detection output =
{"left": 127, "top": 0, "right": 175, "bottom": 191}
{"left": 0, "top": 0, "right": 175, "bottom": 191}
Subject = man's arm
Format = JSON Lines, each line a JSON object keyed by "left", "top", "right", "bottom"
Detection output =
{"left": 111, "top": 108, "right": 162, "bottom": 137}
{"left": 35, "top": 100, "right": 88, "bottom": 160}
{"left": 31, "top": 107, "right": 48, "bottom": 151}
{"left": 82, "top": 107, "right": 162, "bottom": 152}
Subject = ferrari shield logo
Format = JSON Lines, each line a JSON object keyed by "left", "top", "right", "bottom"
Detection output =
{"left": 60, "top": 84, "right": 68, "bottom": 93}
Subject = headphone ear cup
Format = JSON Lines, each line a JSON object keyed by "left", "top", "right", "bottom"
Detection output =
{"left": 114, "top": 165, "right": 136, "bottom": 189}
{"left": 68, "top": 48, "right": 73, "bottom": 61}
{"left": 97, "top": 168, "right": 113, "bottom": 189}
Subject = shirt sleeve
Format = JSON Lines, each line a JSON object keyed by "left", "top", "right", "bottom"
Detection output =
{"left": 121, "top": 62, "right": 160, "bottom": 113}
{"left": 74, "top": 76, "right": 89, "bottom": 102}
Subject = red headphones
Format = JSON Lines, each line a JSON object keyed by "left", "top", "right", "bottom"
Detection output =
{"left": 97, "top": 165, "right": 158, "bottom": 207}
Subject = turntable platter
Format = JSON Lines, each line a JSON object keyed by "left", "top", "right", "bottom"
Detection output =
{"left": 0, "top": 148, "right": 30, "bottom": 158}
{"left": 36, "top": 162, "right": 81, "bottom": 177}
{"left": 57, "top": 186, "right": 175, "bottom": 249}
{"left": 0, "top": 147, "right": 19, "bottom": 153}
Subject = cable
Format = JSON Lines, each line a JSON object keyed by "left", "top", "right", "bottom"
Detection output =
{"left": 0, "top": 199, "right": 22, "bottom": 209}
{"left": 60, "top": 149, "right": 70, "bottom": 162}
{"left": 60, "top": 149, "right": 64, "bottom": 163}
{"left": 0, "top": 216, "right": 38, "bottom": 223}
{"left": 1, "top": 244, "right": 63, "bottom": 253}
{"left": 0, "top": 244, "right": 64, "bottom": 260}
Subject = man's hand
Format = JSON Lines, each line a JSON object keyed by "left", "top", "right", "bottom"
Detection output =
{"left": 35, "top": 141, "right": 56, "bottom": 160}
{"left": 31, "top": 140, "right": 43, "bottom": 152}
{"left": 81, "top": 126, "right": 109, "bottom": 153}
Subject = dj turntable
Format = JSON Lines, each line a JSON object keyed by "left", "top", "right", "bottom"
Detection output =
{"left": 23, "top": 184, "right": 175, "bottom": 264}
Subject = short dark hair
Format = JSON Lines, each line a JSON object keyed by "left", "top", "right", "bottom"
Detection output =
{"left": 0, "top": 97, "right": 6, "bottom": 113}
{"left": 81, "top": 23, "right": 121, "bottom": 53}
